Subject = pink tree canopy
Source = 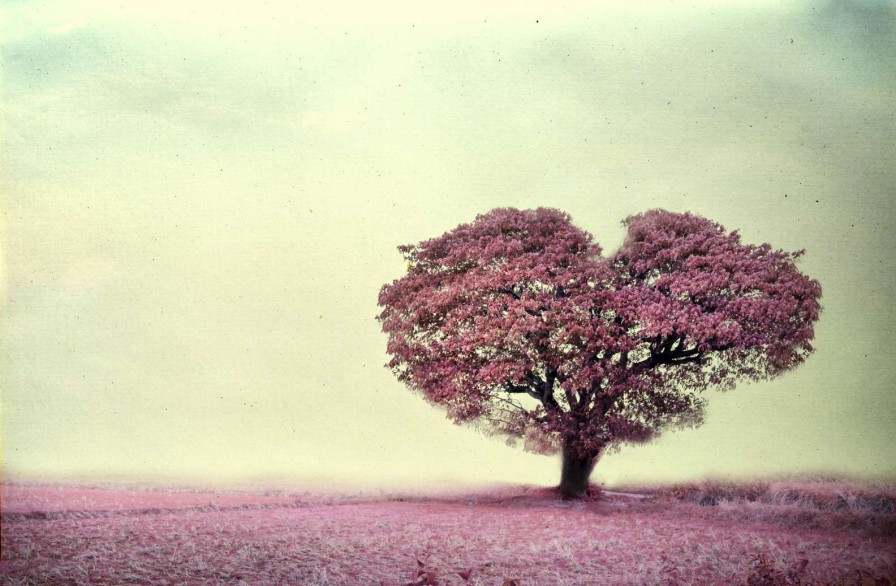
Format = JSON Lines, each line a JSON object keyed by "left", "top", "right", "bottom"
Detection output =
{"left": 377, "top": 208, "right": 822, "bottom": 484}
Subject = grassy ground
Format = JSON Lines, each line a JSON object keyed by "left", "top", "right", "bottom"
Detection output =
{"left": 1, "top": 479, "right": 894, "bottom": 585}
{"left": 624, "top": 477, "right": 896, "bottom": 538}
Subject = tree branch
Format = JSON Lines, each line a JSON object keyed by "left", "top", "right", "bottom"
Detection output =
{"left": 671, "top": 335, "right": 686, "bottom": 353}
{"left": 524, "top": 369, "right": 545, "bottom": 391}
{"left": 496, "top": 286, "right": 553, "bottom": 316}
{"left": 631, "top": 338, "right": 738, "bottom": 371}
{"left": 667, "top": 355, "right": 703, "bottom": 365}
{"left": 543, "top": 368, "right": 560, "bottom": 410}
{"left": 634, "top": 336, "right": 703, "bottom": 370}
{"left": 504, "top": 382, "right": 530, "bottom": 394}
{"left": 497, "top": 286, "right": 521, "bottom": 300}
{"left": 494, "top": 395, "right": 527, "bottom": 413}
{"left": 504, "top": 380, "right": 542, "bottom": 402}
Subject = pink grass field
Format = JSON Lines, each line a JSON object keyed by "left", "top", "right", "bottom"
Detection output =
{"left": 1, "top": 481, "right": 894, "bottom": 585}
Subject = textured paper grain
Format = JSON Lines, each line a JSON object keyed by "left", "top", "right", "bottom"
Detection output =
{"left": 2, "top": 0, "right": 894, "bottom": 487}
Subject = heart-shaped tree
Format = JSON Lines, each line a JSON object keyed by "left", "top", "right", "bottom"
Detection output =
{"left": 377, "top": 208, "right": 822, "bottom": 498}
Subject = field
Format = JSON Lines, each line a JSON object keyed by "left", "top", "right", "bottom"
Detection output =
{"left": 2, "top": 480, "right": 895, "bottom": 585}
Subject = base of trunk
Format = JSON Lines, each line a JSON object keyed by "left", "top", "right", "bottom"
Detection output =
{"left": 558, "top": 448, "right": 598, "bottom": 500}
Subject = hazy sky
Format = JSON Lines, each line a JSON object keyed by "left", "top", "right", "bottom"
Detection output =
{"left": 2, "top": 0, "right": 894, "bottom": 488}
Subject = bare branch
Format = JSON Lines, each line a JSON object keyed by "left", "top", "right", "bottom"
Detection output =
{"left": 506, "top": 377, "right": 543, "bottom": 402}
{"left": 504, "top": 382, "right": 532, "bottom": 395}
{"left": 493, "top": 395, "right": 527, "bottom": 413}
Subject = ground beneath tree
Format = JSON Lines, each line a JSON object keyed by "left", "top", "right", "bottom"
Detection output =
{"left": 1, "top": 483, "right": 894, "bottom": 585}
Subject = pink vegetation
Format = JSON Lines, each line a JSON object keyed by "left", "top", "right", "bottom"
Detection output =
{"left": 1, "top": 484, "right": 301, "bottom": 514}
{"left": 2, "top": 483, "right": 893, "bottom": 585}
{"left": 378, "top": 208, "right": 821, "bottom": 495}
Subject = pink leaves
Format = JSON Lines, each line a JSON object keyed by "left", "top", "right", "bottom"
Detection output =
{"left": 402, "top": 559, "right": 475, "bottom": 585}
{"left": 406, "top": 568, "right": 438, "bottom": 586}
{"left": 611, "top": 209, "right": 821, "bottom": 383}
{"left": 404, "top": 558, "right": 437, "bottom": 586}
{"left": 378, "top": 207, "right": 821, "bottom": 458}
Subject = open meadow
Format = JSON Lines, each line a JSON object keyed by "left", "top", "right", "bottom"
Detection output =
{"left": 2, "top": 479, "right": 894, "bottom": 585}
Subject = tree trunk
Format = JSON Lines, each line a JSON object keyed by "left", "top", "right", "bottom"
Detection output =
{"left": 558, "top": 447, "right": 598, "bottom": 500}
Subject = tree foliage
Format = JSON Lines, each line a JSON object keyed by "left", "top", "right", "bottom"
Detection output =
{"left": 377, "top": 208, "right": 822, "bottom": 462}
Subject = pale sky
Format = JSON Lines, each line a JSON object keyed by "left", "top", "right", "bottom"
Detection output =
{"left": 2, "top": 0, "right": 894, "bottom": 489}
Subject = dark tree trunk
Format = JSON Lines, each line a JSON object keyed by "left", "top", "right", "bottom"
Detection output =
{"left": 558, "top": 447, "right": 598, "bottom": 500}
